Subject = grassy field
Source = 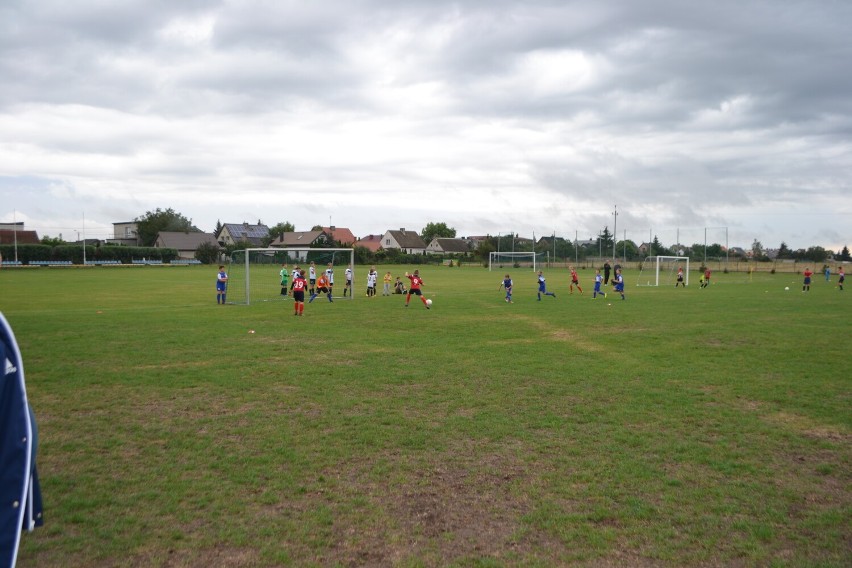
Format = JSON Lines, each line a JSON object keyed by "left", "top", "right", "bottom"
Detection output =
{"left": 2, "top": 264, "right": 849, "bottom": 567}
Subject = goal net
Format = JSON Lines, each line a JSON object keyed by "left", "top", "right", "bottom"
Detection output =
{"left": 489, "top": 251, "right": 540, "bottom": 271}
{"left": 636, "top": 256, "right": 690, "bottom": 287}
{"left": 227, "top": 247, "right": 355, "bottom": 305}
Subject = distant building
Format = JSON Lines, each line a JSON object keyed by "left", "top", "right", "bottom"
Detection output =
{"left": 0, "top": 228, "right": 40, "bottom": 245}
{"left": 355, "top": 234, "right": 384, "bottom": 253}
{"left": 155, "top": 232, "right": 220, "bottom": 259}
{"left": 321, "top": 226, "right": 356, "bottom": 246}
{"left": 110, "top": 222, "right": 140, "bottom": 246}
{"left": 381, "top": 229, "right": 427, "bottom": 254}
{"left": 269, "top": 230, "right": 332, "bottom": 248}
{"left": 426, "top": 238, "right": 471, "bottom": 255}
{"left": 218, "top": 223, "right": 270, "bottom": 247}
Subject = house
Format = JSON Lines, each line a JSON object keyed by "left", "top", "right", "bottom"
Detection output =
{"left": 322, "top": 226, "right": 356, "bottom": 246}
{"left": 0, "top": 228, "right": 40, "bottom": 245}
{"left": 269, "top": 230, "right": 332, "bottom": 248}
{"left": 218, "top": 222, "right": 270, "bottom": 247}
{"left": 354, "top": 234, "right": 384, "bottom": 253}
{"left": 426, "top": 238, "right": 471, "bottom": 255}
{"left": 155, "top": 232, "right": 220, "bottom": 259}
{"left": 381, "top": 229, "right": 427, "bottom": 254}
{"left": 110, "top": 222, "right": 140, "bottom": 246}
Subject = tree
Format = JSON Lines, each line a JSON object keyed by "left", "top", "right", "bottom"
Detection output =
{"left": 420, "top": 222, "right": 456, "bottom": 244}
{"left": 777, "top": 242, "right": 792, "bottom": 260}
{"left": 265, "top": 221, "right": 295, "bottom": 246}
{"left": 41, "top": 235, "right": 65, "bottom": 246}
{"left": 751, "top": 239, "right": 765, "bottom": 260}
{"left": 194, "top": 241, "right": 221, "bottom": 265}
{"left": 135, "top": 208, "right": 196, "bottom": 246}
{"left": 598, "top": 227, "right": 614, "bottom": 253}
{"left": 214, "top": 220, "right": 223, "bottom": 239}
{"left": 651, "top": 235, "right": 662, "bottom": 256}
{"left": 841, "top": 245, "right": 851, "bottom": 262}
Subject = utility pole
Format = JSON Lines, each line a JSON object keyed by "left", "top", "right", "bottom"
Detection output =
{"left": 612, "top": 205, "right": 618, "bottom": 260}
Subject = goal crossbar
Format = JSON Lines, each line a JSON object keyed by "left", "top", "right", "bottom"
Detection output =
{"left": 489, "top": 251, "right": 538, "bottom": 272}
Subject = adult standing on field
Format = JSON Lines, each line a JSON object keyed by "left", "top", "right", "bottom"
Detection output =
{"left": 216, "top": 265, "right": 228, "bottom": 304}
{"left": 603, "top": 260, "right": 612, "bottom": 284}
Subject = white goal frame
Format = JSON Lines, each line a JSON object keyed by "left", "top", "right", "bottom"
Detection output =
{"left": 489, "top": 251, "right": 537, "bottom": 272}
{"left": 636, "top": 256, "right": 689, "bottom": 286}
{"left": 229, "top": 247, "right": 355, "bottom": 305}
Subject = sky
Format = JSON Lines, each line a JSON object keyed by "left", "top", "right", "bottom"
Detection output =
{"left": 1, "top": 0, "right": 850, "bottom": 252}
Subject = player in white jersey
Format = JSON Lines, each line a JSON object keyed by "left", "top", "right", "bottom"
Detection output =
{"left": 344, "top": 265, "right": 353, "bottom": 297}
{"left": 308, "top": 262, "right": 317, "bottom": 295}
{"left": 325, "top": 263, "right": 335, "bottom": 296}
{"left": 367, "top": 268, "right": 378, "bottom": 297}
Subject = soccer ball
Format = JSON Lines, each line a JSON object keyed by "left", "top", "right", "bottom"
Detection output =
{"left": 784, "top": 287, "right": 789, "bottom": 291}
{"left": 426, "top": 299, "right": 433, "bottom": 307}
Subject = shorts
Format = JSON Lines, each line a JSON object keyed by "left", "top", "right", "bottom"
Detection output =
{"left": 216, "top": 283, "right": 226, "bottom": 292}
{"left": 293, "top": 291, "right": 305, "bottom": 302}
{"left": 317, "top": 286, "right": 330, "bottom": 294}
{"left": 408, "top": 288, "right": 423, "bottom": 296}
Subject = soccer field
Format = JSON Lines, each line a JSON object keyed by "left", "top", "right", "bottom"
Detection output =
{"left": 2, "top": 264, "right": 849, "bottom": 566}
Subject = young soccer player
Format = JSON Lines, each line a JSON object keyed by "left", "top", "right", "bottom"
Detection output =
{"left": 614, "top": 268, "right": 625, "bottom": 300}
{"left": 292, "top": 269, "right": 307, "bottom": 315}
{"left": 216, "top": 265, "right": 228, "bottom": 304}
{"left": 500, "top": 274, "right": 513, "bottom": 303}
{"left": 344, "top": 264, "right": 353, "bottom": 297}
{"left": 702, "top": 268, "right": 711, "bottom": 288}
{"left": 383, "top": 271, "right": 393, "bottom": 296}
{"left": 405, "top": 270, "right": 429, "bottom": 309}
{"left": 308, "top": 261, "right": 317, "bottom": 295}
{"left": 537, "top": 271, "right": 556, "bottom": 300}
{"left": 309, "top": 273, "right": 333, "bottom": 303}
{"left": 675, "top": 267, "right": 685, "bottom": 288}
{"left": 325, "top": 263, "right": 335, "bottom": 297}
{"left": 592, "top": 269, "right": 607, "bottom": 299}
{"left": 569, "top": 266, "right": 583, "bottom": 294}
{"left": 366, "top": 267, "right": 377, "bottom": 297}
{"left": 802, "top": 267, "right": 813, "bottom": 292}
{"left": 279, "top": 263, "right": 289, "bottom": 296}
{"left": 838, "top": 267, "right": 845, "bottom": 291}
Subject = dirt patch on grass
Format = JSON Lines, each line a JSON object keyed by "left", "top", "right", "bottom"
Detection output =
{"left": 315, "top": 441, "right": 563, "bottom": 566}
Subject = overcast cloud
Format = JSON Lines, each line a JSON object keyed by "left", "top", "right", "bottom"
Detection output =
{"left": 1, "top": 0, "right": 850, "bottom": 251}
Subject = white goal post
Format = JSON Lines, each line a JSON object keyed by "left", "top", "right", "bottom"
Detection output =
{"left": 228, "top": 247, "right": 355, "bottom": 305}
{"left": 636, "top": 256, "right": 690, "bottom": 287}
{"left": 489, "top": 251, "right": 538, "bottom": 272}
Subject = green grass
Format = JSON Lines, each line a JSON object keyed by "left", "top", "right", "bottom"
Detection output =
{"left": 2, "top": 264, "right": 849, "bottom": 567}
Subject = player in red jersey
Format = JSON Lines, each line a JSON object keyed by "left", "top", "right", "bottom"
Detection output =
{"left": 404, "top": 270, "right": 430, "bottom": 309}
{"left": 569, "top": 266, "right": 583, "bottom": 294}
{"left": 292, "top": 269, "right": 307, "bottom": 316}
{"left": 802, "top": 267, "right": 813, "bottom": 292}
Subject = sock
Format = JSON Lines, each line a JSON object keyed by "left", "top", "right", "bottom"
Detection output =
{"left": 222, "top": 294, "right": 226, "bottom": 303}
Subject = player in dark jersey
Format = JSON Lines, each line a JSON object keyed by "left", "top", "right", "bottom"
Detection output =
{"left": 404, "top": 270, "right": 430, "bottom": 309}
{"left": 292, "top": 270, "right": 307, "bottom": 316}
